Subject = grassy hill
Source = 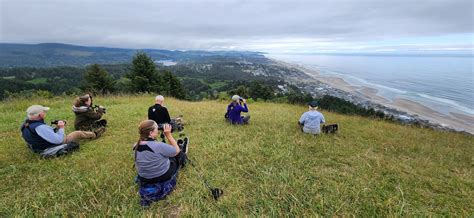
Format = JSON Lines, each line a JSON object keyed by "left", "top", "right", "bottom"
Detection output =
{"left": 0, "top": 95, "right": 472, "bottom": 216}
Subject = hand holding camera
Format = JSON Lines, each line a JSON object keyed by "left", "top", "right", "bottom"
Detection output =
{"left": 161, "top": 124, "right": 172, "bottom": 135}
{"left": 51, "top": 120, "right": 66, "bottom": 131}
{"left": 92, "top": 105, "right": 107, "bottom": 114}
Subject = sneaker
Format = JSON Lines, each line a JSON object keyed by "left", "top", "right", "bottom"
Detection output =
{"left": 94, "top": 127, "right": 106, "bottom": 138}
{"left": 181, "top": 137, "right": 189, "bottom": 154}
{"left": 177, "top": 139, "right": 184, "bottom": 146}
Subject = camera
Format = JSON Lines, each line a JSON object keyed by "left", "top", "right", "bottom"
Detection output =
{"left": 92, "top": 105, "right": 106, "bottom": 113}
{"left": 157, "top": 123, "right": 184, "bottom": 133}
{"left": 322, "top": 123, "right": 338, "bottom": 134}
{"left": 51, "top": 120, "right": 67, "bottom": 125}
{"left": 157, "top": 117, "right": 184, "bottom": 133}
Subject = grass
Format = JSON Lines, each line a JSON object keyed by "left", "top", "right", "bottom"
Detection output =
{"left": 27, "top": 77, "right": 48, "bottom": 84}
{"left": 0, "top": 94, "right": 472, "bottom": 216}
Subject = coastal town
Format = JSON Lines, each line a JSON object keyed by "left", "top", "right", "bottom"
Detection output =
{"left": 266, "top": 60, "right": 472, "bottom": 134}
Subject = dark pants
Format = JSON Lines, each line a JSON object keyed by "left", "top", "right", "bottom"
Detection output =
{"left": 138, "top": 151, "right": 187, "bottom": 184}
{"left": 242, "top": 115, "right": 250, "bottom": 124}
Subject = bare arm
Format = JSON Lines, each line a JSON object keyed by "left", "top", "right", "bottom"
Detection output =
{"left": 163, "top": 124, "right": 180, "bottom": 156}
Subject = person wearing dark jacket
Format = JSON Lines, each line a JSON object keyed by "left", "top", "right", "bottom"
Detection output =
{"left": 21, "top": 105, "right": 99, "bottom": 157}
{"left": 148, "top": 95, "right": 171, "bottom": 125}
{"left": 72, "top": 94, "right": 106, "bottom": 136}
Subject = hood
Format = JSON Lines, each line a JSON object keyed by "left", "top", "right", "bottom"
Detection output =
{"left": 72, "top": 105, "right": 89, "bottom": 113}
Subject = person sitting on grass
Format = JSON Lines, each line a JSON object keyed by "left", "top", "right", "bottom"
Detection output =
{"left": 20, "top": 105, "right": 102, "bottom": 158}
{"left": 298, "top": 101, "right": 325, "bottom": 135}
{"left": 72, "top": 94, "right": 107, "bottom": 136}
{"left": 134, "top": 120, "right": 189, "bottom": 207}
{"left": 148, "top": 95, "right": 171, "bottom": 125}
{"left": 148, "top": 95, "right": 185, "bottom": 142}
{"left": 226, "top": 95, "right": 250, "bottom": 125}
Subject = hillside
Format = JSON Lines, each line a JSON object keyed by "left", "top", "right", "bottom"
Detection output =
{"left": 0, "top": 95, "right": 472, "bottom": 216}
{"left": 0, "top": 43, "right": 267, "bottom": 67}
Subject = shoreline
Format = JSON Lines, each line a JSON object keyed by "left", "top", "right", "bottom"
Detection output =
{"left": 269, "top": 58, "right": 474, "bottom": 134}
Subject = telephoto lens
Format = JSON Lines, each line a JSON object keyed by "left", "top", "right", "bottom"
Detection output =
{"left": 157, "top": 123, "right": 183, "bottom": 133}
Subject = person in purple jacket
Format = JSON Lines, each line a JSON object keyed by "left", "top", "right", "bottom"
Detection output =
{"left": 226, "top": 95, "right": 250, "bottom": 125}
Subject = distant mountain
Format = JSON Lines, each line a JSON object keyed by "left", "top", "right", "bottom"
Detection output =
{"left": 0, "top": 43, "right": 267, "bottom": 67}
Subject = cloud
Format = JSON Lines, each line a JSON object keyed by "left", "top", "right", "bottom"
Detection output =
{"left": 1, "top": 0, "right": 473, "bottom": 51}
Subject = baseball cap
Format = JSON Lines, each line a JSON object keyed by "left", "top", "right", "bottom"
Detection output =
{"left": 308, "top": 101, "right": 319, "bottom": 107}
{"left": 26, "top": 105, "right": 50, "bottom": 116}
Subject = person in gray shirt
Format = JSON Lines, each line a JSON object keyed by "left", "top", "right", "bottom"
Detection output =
{"left": 134, "top": 120, "right": 188, "bottom": 184}
{"left": 298, "top": 101, "right": 325, "bottom": 134}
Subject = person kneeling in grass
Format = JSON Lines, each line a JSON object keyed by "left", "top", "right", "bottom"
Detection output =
{"left": 133, "top": 120, "right": 188, "bottom": 207}
{"left": 20, "top": 105, "right": 102, "bottom": 158}
{"left": 298, "top": 101, "right": 325, "bottom": 135}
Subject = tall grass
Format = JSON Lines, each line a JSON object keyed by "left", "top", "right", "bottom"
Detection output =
{"left": 0, "top": 94, "right": 472, "bottom": 216}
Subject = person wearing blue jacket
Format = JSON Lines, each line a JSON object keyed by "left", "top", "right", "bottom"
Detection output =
{"left": 226, "top": 95, "right": 250, "bottom": 125}
{"left": 20, "top": 105, "right": 99, "bottom": 157}
{"left": 299, "top": 101, "right": 325, "bottom": 134}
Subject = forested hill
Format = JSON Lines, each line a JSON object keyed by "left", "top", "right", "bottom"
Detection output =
{"left": 0, "top": 43, "right": 268, "bottom": 67}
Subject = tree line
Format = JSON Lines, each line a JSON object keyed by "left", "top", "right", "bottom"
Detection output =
{"left": 0, "top": 51, "right": 388, "bottom": 120}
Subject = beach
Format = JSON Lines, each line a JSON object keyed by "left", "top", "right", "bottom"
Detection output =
{"left": 273, "top": 59, "right": 474, "bottom": 134}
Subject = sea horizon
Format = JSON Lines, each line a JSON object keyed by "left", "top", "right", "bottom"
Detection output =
{"left": 267, "top": 53, "right": 474, "bottom": 116}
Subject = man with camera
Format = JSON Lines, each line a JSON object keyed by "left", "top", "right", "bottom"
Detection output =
{"left": 21, "top": 105, "right": 100, "bottom": 157}
{"left": 226, "top": 95, "right": 250, "bottom": 125}
{"left": 148, "top": 95, "right": 171, "bottom": 125}
{"left": 148, "top": 95, "right": 185, "bottom": 141}
{"left": 72, "top": 94, "right": 107, "bottom": 136}
{"left": 298, "top": 101, "right": 326, "bottom": 134}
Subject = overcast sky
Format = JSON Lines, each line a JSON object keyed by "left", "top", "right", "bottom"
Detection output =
{"left": 1, "top": 0, "right": 473, "bottom": 53}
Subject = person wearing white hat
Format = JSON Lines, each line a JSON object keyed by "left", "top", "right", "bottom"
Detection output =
{"left": 20, "top": 104, "right": 101, "bottom": 157}
{"left": 226, "top": 95, "right": 250, "bottom": 125}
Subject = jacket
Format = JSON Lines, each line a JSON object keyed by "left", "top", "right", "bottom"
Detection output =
{"left": 72, "top": 105, "right": 104, "bottom": 131}
{"left": 227, "top": 102, "right": 248, "bottom": 124}
{"left": 148, "top": 104, "right": 171, "bottom": 124}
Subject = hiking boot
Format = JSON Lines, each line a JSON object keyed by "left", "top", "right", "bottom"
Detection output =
{"left": 94, "top": 127, "right": 106, "bottom": 138}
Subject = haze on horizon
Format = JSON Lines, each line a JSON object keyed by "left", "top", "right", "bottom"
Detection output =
{"left": 1, "top": 0, "right": 473, "bottom": 54}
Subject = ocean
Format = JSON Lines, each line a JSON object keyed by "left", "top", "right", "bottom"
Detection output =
{"left": 268, "top": 54, "right": 474, "bottom": 117}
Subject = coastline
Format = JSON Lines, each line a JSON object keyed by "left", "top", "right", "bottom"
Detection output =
{"left": 269, "top": 58, "right": 474, "bottom": 134}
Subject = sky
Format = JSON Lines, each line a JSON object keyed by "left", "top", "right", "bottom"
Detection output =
{"left": 1, "top": 0, "right": 473, "bottom": 53}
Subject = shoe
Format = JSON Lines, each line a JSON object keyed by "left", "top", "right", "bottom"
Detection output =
{"left": 94, "top": 127, "right": 106, "bottom": 138}
{"left": 181, "top": 137, "right": 189, "bottom": 154}
{"left": 98, "top": 119, "right": 107, "bottom": 127}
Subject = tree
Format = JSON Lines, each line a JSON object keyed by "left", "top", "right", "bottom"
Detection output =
{"left": 161, "top": 70, "right": 186, "bottom": 99}
{"left": 228, "top": 85, "right": 250, "bottom": 99}
{"left": 83, "top": 64, "right": 115, "bottom": 94}
{"left": 249, "top": 80, "right": 273, "bottom": 100}
{"left": 127, "top": 51, "right": 161, "bottom": 93}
